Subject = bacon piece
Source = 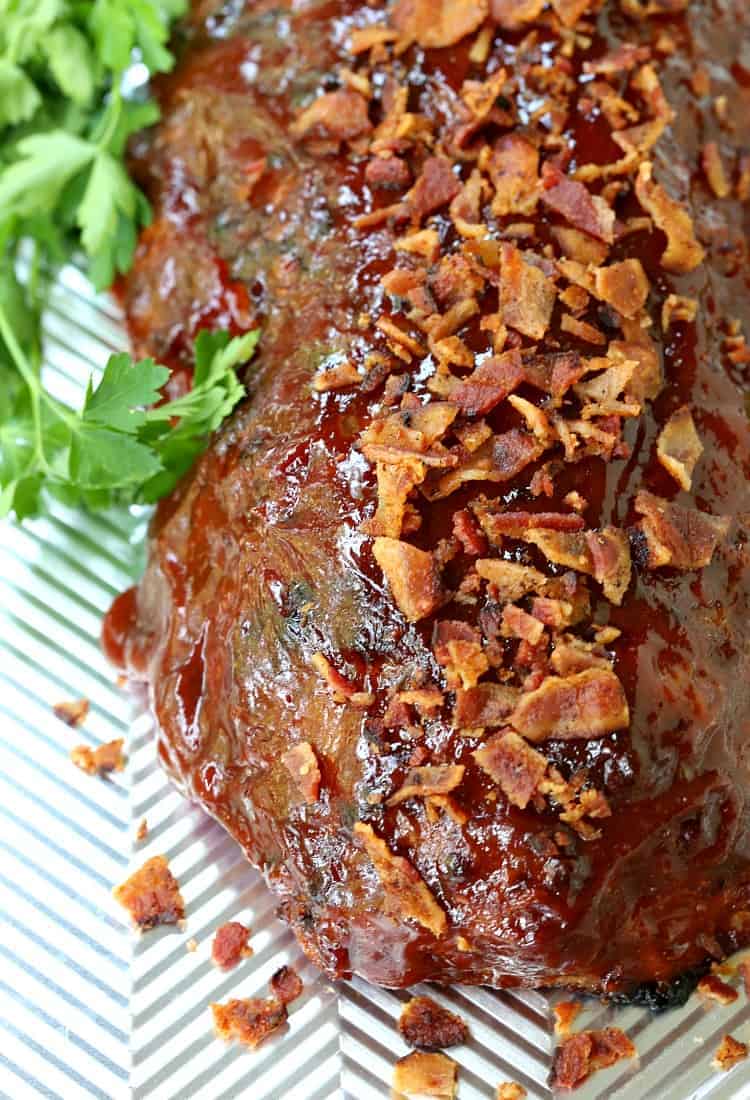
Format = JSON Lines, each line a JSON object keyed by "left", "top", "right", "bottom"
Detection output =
{"left": 365, "top": 156, "right": 411, "bottom": 191}
{"left": 610, "top": 327, "right": 663, "bottom": 404}
{"left": 491, "top": 0, "right": 544, "bottom": 29}
{"left": 373, "top": 538, "right": 443, "bottom": 621}
{"left": 70, "top": 738, "right": 126, "bottom": 776}
{"left": 656, "top": 406, "right": 704, "bottom": 491}
{"left": 211, "top": 997, "right": 287, "bottom": 1048}
{"left": 560, "top": 314, "right": 606, "bottom": 346}
{"left": 398, "top": 687, "right": 445, "bottom": 716}
{"left": 499, "top": 244, "right": 557, "bottom": 340}
{"left": 550, "top": 639, "right": 611, "bottom": 676}
{"left": 360, "top": 404, "right": 458, "bottom": 467}
{"left": 510, "top": 669, "right": 629, "bottom": 742}
{"left": 497, "top": 1086, "right": 527, "bottom": 1100}
{"left": 584, "top": 44, "right": 651, "bottom": 74}
{"left": 349, "top": 26, "right": 399, "bottom": 53}
{"left": 541, "top": 164, "right": 615, "bottom": 243}
{"left": 702, "top": 141, "right": 731, "bottom": 199}
{"left": 488, "top": 135, "right": 540, "bottom": 216}
{"left": 282, "top": 741, "right": 321, "bottom": 804}
{"left": 635, "top": 161, "right": 705, "bottom": 274}
{"left": 502, "top": 605, "right": 545, "bottom": 645}
{"left": 475, "top": 558, "right": 548, "bottom": 602}
{"left": 522, "top": 351, "right": 586, "bottom": 398}
{"left": 662, "top": 293, "right": 697, "bottom": 329}
{"left": 474, "top": 730, "right": 548, "bottom": 808}
{"left": 450, "top": 351, "right": 524, "bottom": 416}
{"left": 392, "top": 1051, "right": 458, "bottom": 1098}
{"left": 269, "top": 965, "right": 303, "bottom": 1006}
{"left": 634, "top": 491, "right": 730, "bottom": 569}
{"left": 453, "top": 509, "right": 488, "bottom": 556}
{"left": 698, "top": 973, "right": 739, "bottom": 1005}
{"left": 493, "top": 429, "right": 546, "bottom": 480}
{"left": 713, "top": 1035, "right": 748, "bottom": 1072}
{"left": 553, "top": 1028, "right": 636, "bottom": 1089}
{"left": 399, "top": 996, "right": 468, "bottom": 1051}
{"left": 388, "top": 764, "right": 466, "bottom": 806}
{"left": 454, "top": 683, "right": 521, "bottom": 728}
{"left": 312, "top": 358, "right": 361, "bottom": 392}
{"left": 553, "top": 1001, "right": 582, "bottom": 1036}
{"left": 409, "top": 157, "right": 461, "bottom": 221}
{"left": 354, "top": 822, "right": 447, "bottom": 937}
{"left": 212, "top": 922, "right": 252, "bottom": 969}
{"left": 392, "top": 0, "right": 488, "bottom": 48}
{"left": 474, "top": 506, "right": 584, "bottom": 541}
{"left": 551, "top": 0, "right": 595, "bottom": 25}
{"left": 54, "top": 697, "right": 89, "bottom": 726}
{"left": 584, "top": 528, "right": 632, "bottom": 604}
{"left": 291, "top": 90, "right": 371, "bottom": 143}
{"left": 363, "top": 458, "right": 426, "bottom": 539}
{"left": 113, "top": 856, "right": 185, "bottom": 930}
{"left": 552, "top": 226, "right": 609, "bottom": 266}
{"left": 593, "top": 259, "right": 649, "bottom": 319}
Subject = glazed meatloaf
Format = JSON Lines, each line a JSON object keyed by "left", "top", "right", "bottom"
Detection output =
{"left": 104, "top": 0, "right": 750, "bottom": 999}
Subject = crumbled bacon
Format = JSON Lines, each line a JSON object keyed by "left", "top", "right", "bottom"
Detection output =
{"left": 54, "top": 697, "right": 90, "bottom": 727}
{"left": 634, "top": 491, "right": 730, "bottom": 569}
{"left": 354, "top": 822, "right": 447, "bottom": 937}
{"left": 493, "top": 429, "right": 546, "bottom": 480}
{"left": 496, "top": 1085, "right": 527, "bottom": 1100}
{"left": 409, "top": 157, "right": 462, "bottom": 222}
{"left": 498, "top": 244, "right": 557, "bottom": 340}
{"left": 453, "top": 509, "right": 488, "bottom": 556}
{"left": 474, "top": 730, "right": 548, "bottom": 808}
{"left": 454, "top": 683, "right": 521, "bottom": 728}
{"left": 366, "top": 155, "right": 411, "bottom": 191}
{"left": 282, "top": 741, "right": 321, "bottom": 804}
{"left": 269, "top": 965, "right": 304, "bottom": 1006}
{"left": 702, "top": 141, "right": 731, "bottom": 199}
{"left": 593, "top": 259, "right": 649, "bottom": 319}
{"left": 661, "top": 293, "right": 697, "bottom": 330}
{"left": 522, "top": 350, "right": 586, "bottom": 398}
{"left": 488, "top": 134, "right": 540, "bottom": 216}
{"left": 392, "top": 0, "right": 488, "bottom": 49}
{"left": 474, "top": 506, "right": 584, "bottom": 541}
{"left": 553, "top": 1001, "right": 582, "bottom": 1036}
{"left": 552, "top": 226, "right": 609, "bottom": 266}
{"left": 584, "top": 527, "right": 632, "bottom": 604}
{"left": 697, "top": 973, "right": 739, "bottom": 1005}
{"left": 713, "top": 1034, "right": 748, "bottom": 1072}
{"left": 113, "top": 855, "right": 185, "bottom": 930}
{"left": 399, "top": 996, "right": 469, "bottom": 1051}
{"left": 373, "top": 538, "right": 443, "bottom": 621}
{"left": 541, "top": 163, "right": 615, "bottom": 243}
{"left": 551, "top": 0, "right": 596, "bottom": 25}
{"left": 475, "top": 558, "right": 548, "bottom": 602}
{"left": 491, "top": 0, "right": 545, "bottom": 29}
{"left": 656, "top": 406, "right": 704, "bottom": 491}
{"left": 312, "top": 357, "right": 361, "bottom": 391}
{"left": 502, "top": 604, "right": 545, "bottom": 646}
{"left": 212, "top": 922, "right": 252, "bottom": 969}
{"left": 553, "top": 1028, "right": 636, "bottom": 1089}
{"left": 387, "top": 764, "right": 466, "bottom": 805}
{"left": 510, "top": 668, "right": 629, "bottom": 742}
{"left": 71, "top": 738, "right": 126, "bottom": 776}
{"left": 584, "top": 44, "right": 651, "bottom": 74}
{"left": 450, "top": 351, "right": 524, "bottom": 416}
{"left": 392, "top": 1051, "right": 458, "bottom": 1098}
{"left": 560, "top": 314, "right": 607, "bottom": 346}
{"left": 359, "top": 404, "right": 457, "bottom": 467}
{"left": 211, "top": 997, "right": 287, "bottom": 1048}
{"left": 635, "top": 161, "right": 705, "bottom": 273}
{"left": 291, "top": 89, "right": 371, "bottom": 144}
{"left": 363, "top": 458, "right": 427, "bottom": 539}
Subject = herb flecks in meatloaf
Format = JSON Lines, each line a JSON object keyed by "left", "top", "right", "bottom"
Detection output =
{"left": 105, "top": 0, "right": 750, "bottom": 997}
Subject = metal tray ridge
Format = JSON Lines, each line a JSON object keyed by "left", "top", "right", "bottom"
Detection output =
{"left": 1, "top": 265, "right": 749, "bottom": 1100}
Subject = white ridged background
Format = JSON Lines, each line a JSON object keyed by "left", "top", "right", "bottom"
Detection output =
{"left": 0, "top": 266, "right": 749, "bottom": 1100}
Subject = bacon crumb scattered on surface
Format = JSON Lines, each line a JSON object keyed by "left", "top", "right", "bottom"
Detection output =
{"left": 136, "top": 817, "right": 148, "bottom": 842}
{"left": 656, "top": 406, "right": 703, "bottom": 491}
{"left": 282, "top": 741, "right": 322, "bottom": 804}
{"left": 510, "top": 669, "right": 629, "bottom": 742}
{"left": 635, "top": 161, "right": 705, "bottom": 273}
{"left": 474, "top": 731, "right": 548, "bottom": 809}
{"left": 635, "top": 491, "right": 730, "bottom": 569}
{"left": 399, "top": 995, "right": 468, "bottom": 1051}
{"left": 739, "top": 959, "right": 750, "bottom": 998}
{"left": 70, "top": 738, "right": 126, "bottom": 776}
{"left": 113, "top": 855, "right": 185, "bottom": 931}
{"left": 186, "top": 938, "right": 198, "bottom": 953}
{"left": 713, "top": 1034, "right": 748, "bottom": 1072}
{"left": 354, "top": 822, "right": 447, "bottom": 937}
{"left": 702, "top": 141, "right": 731, "bottom": 199}
{"left": 697, "top": 973, "right": 739, "bottom": 1005}
{"left": 290, "top": 89, "right": 371, "bottom": 144}
{"left": 392, "top": 1050, "right": 458, "bottom": 1098}
{"left": 496, "top": 1085, "right": 526, "bottom": 1100}
{"left": 269, "top": 965, "right": 304, "bottom": 1006}
{"left": 212, "top": 922, "right": 253, "bottom": 969}
{"left": 373, "top": 537, "right": 443, "bottom": 622}
{"left": 553, "top": 1001, "right": 582, "bottom": 1036}
{"left": 211, "top": 997, "right": 287, "bottom": 1049}
{"left": 54, "top": 697, "right": 90, "bottom": 727}
{"left": 553, "top": 1027, "right": 636, "bottom": 1089}
{"left": 388, "top": 764, "right": 466, "bottom": 806}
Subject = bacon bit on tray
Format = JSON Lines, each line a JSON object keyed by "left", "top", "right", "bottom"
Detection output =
{"left": 656, "top": 406, "right": 704, "bottom": 491}
{"left": 490, "top": 0, "right": 544, "bottom": 29}
{"left": 113, "top": 855, "right": 185, "bottom": 931}
{"left": 211, "top": 922, "right": 253, "bottom": 969}
{"left": 593, "top": 259, "right": 649, "bottom": 319}
{"left": 387, "top": 764, "right": 466, "bottom": 805}
{"left": 496, "top": 1085, "right": 527, "bottom": 1100}
{"left": 697, "top": 973, "right": 739, "bottom": 1005}
{"left": 53, "top": 697, "right": 90, "bottom": 726}
{"left": 392, "top": 1050, "right": 458, "bottom": 1098}
{"left": 553, "top": 1028, "right": 636, "bottom": 1089}
{"left": 585, "top": 527, "right": 632, "bottom": 605}
{"left": 136, "top": 817, "right": 149, "bottom": 842}
{"left": 553, "top": 1001, "right": 582, "bottom": 1036}
{"left": 70, "top": 738, "right": 126, "bottom": 776}
{"left": 475, "top": 507, "right": 585, "bottom": 540}
{"left": 662, "top": 293, "right": 697, "bottom": 330}
{"left": 702, "top": 141, "right": 731, "bottom": 199}
{"left": 312, "top": 357, "right": 361, "bottom": 392}
{"left": 186, "top": 938, "right": 198, "bottom": 953}
{"left": 282, "top": 741, "right": 322, "bottom": 804}
{"left": 211, "top": 997, "right": 287, "bottom": 1049}
{"left": 498, "top": 244, "right": 557, "bottom": 340}
{"left": 712, "top": 1034, "right": 748, "bottom": 1072}
{"left": 635, "top": 161, "right": 705, "bottom": 273}
{"left": 475, "top": 558, "right": 549, "bottom": 603}
{"left": 354, "top": 822, "right": 447, "bottom": 937}
{"left": 409, "top": 157, "right": 462, "bottom": 221}
{"left": 454, "top": 683, "right": 521, "bottom": 729}
{"left": 510, "top": 669, "right": 630, "bottom": 742}
{"left": 635, "top": 491, "right": 730, "bottom": 569}
{"left": 373, "top": 537, "right": 443, "bottom": 622}
{"left": 739, "top": 959, "right": 750, "bottom": 998}
{"left": 269, "top": 965, "right": 304, "bottom": 1006}
{"left": 488, "top": 134, "right": 540, "bottom": 216}
{"left": 474, "top": 731, "right": 548, "bottom": 809}
{"left": 392, "top": 0, "right": 488, "bottom": 49}
{"left": 290, "top": 89, "right": 371, "bottom": 144}
{"left": 541, "top": 163, "right": 615, "bottom": 243}
{"left": 449, "top": 351, "right": 524, "bottom": 416}
{"left": 399, "top": 995, "right": 468, "bottom": 1051}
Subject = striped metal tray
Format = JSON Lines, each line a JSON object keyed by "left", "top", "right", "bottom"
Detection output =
{"left": 1, "top": 265, "right": 748, "bottom": 1100}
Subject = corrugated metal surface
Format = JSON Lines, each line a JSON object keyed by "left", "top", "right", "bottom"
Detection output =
{"left": 1, "top": 265, "right": 749, "bottom": 1099}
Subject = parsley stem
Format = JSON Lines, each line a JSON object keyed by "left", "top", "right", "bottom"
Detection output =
{"left": 0, "top": 302, "right": 48, "bottom": 471}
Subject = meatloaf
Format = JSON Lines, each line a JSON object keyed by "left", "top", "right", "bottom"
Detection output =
{"left": 104, "top": 0, "right": 750, "bottom": 999}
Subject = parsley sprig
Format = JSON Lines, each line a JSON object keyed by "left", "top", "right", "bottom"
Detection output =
{"left": 0, "top": 1, "right": 256, "bottom": 520}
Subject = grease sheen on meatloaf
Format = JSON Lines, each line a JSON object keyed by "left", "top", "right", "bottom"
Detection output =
{"left": 103, "top": 0, "right": 750, "bottom": 996}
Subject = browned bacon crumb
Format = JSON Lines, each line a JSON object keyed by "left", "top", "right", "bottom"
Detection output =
{"left": 656, "top": 406, "right": 704, "bottom": 491}
{"left": 496, "top": 1085, "right": 527, "bottom": 1100}
{"left": 553, "top": 1027, "right": 636, "bottom": 1089}
{"left": 387, "top": 764, "right": 466, "bottom": 806}
{"left": 474, "top": 731, "right": 548, "bottom": 809}
{"left": 399, "top": 995, "right": 468, "bottom": 1051}
{"left": 211, "top": 997, "right": 287, "bottom": 1049}
{"left": 510, "top": 669, "right": 629, "bottom": 742}
{"left": 553, "top": 1001, "right": 582, "bottom": 1036}
{"left": 354, "top": 822, "right": 447, "bottom": 937}
{"left": 269, "top": 965, "right": 304, "bottom": 1006}
{"left": 372, "top": 537, "right": 443, "bottom": 622}
{"left": 635, "top": 491, "right": 730, "bottom": 569}
{"left": 697, "top": 973, "right": 738, "bottom": 1005}
{"left": 136, "top": 817, "right": 149, "bottom": 842}
{"left": 113, "top": 855, "right": 185, "bottom": 931}
{"left": 70, "top": 738, "right": 126, "bottom": 776}
{"left": 186, "top": 938, "right": 198, "bottom": 953}
{"left": 739, "top": 959, "right": 750, "bottom": 998}
{"left": 212, "top": 922, "right": 253, "bottom": 969}
{"left": 53, "top": 697, "right": 90, "bottom": 727}
{"left": 392, "top": 1050, "right": 458, "bottom": 1098}
{"left": 713, "top": 1034, "right": 748, "bottom": 1072}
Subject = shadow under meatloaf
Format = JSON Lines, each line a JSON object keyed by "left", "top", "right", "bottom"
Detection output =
{"left": 104, "top": 0, "right": 750, "bottom": 998}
